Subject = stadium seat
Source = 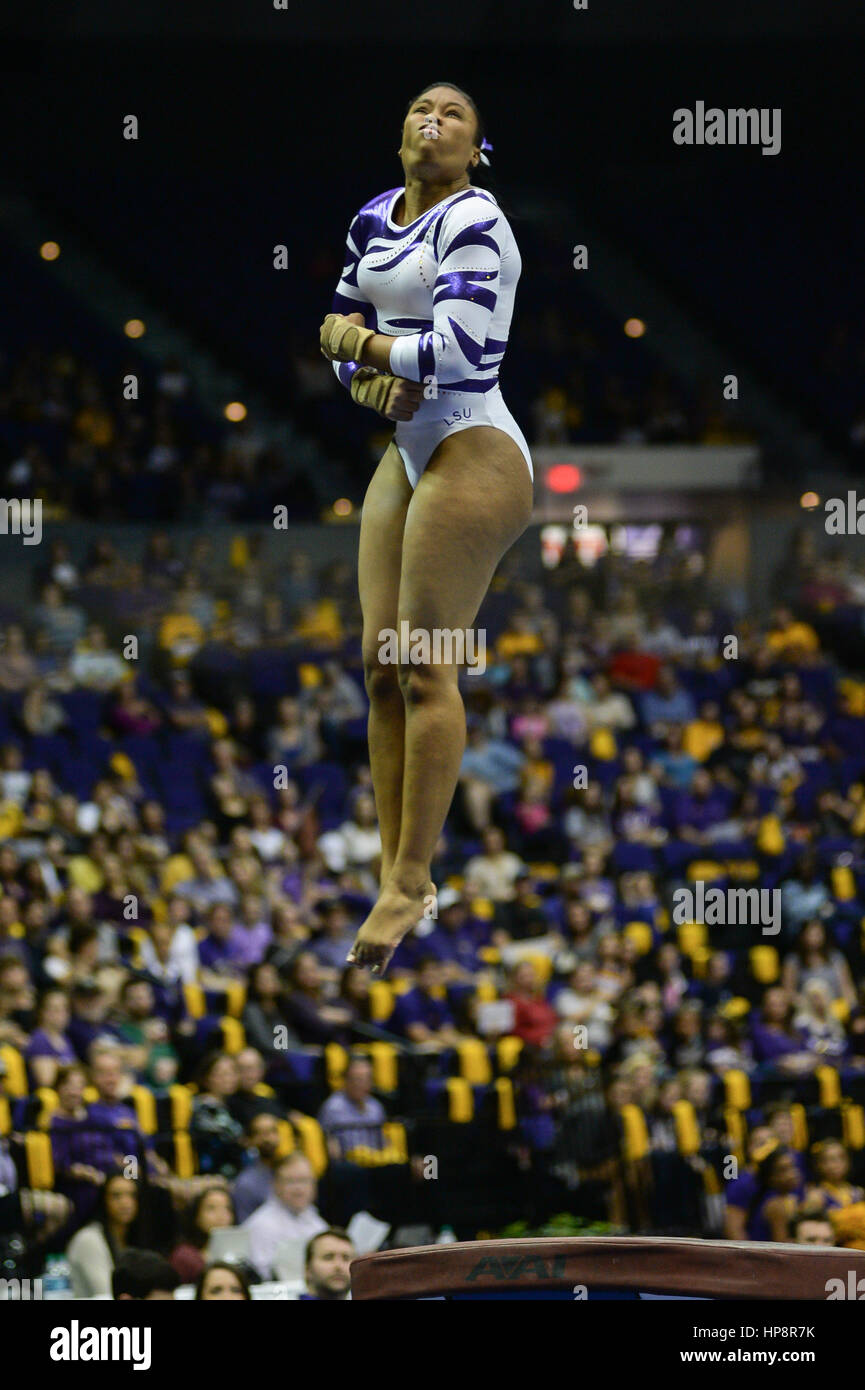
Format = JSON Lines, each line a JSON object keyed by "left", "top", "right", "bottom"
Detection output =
{"left": 723, "top": 1070, "right": 752, "bottom": 1111}
{"left": 749, "top": 945, "right": 780, "bottom": 985}
{"left": 292, "top": 1114, "right": 328, "bottom": 1176}
{"left": 0, "top": 1045, "right": 27, "bottom": 1098}
{"left": 496, "top": 1037, "right": 523, "bottom": 1073}
{"left": 455, "top": 1039, "right": 492, "bottom": 1086}
{"left": 619, "top": 1104, "right": 650, "bottom": 1162}
{"left": 24, "top": 1131, "right": 54, "bottom": 1189}
{"left": 445, "top": 1078, "right": 474, "bottom": 1123}
{"left": 494, "top": 1077, "right": 517, "bottom": 1131}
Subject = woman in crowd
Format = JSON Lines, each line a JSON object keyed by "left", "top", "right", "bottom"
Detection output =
{"left": 781, "top": 919, "right": 856, "bottom": 1011}
{"left": 195, "top": 1259, "right": 253, "bottom": 1300}
{"left": 807, "top": 1139, "right": 864, "bottom": 1213}
{"left": 283, "top": 951, "right": 355, "bottom": 1045}
{"left": 189, "top": 1052, "right": 245, "bottom": 1178}
{"left": 66, "top": 1174, "right": 141, "bottom": 1298}
{"left": 170, "top": 1185, "right": 237, "bottom": 1283}
{"left": 747, "top": 1146, "right": 805, "bottom": 1242}
{"left": 24, "top": 988, "right": 76, "bottom": 1088}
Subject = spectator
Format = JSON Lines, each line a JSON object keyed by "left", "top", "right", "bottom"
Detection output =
{"left": 318, "top": 1056, "right": 387, "bottom": 1159}
{"left": 464, "top": 826, "right": 525, "bottom": 903}
{"left": 389, "top": 956, "right": 461, "bottom": 1047}
{"left": 195, "top": 1259, "right": 252, "bottom": 1299}
{"left": 190, "top": 1053, "right": 245, "bottom": 1178}
{"left": 232, "top": 1112, "right": 286, "bottom": 1223}
{"left": 66, "top": 1174, "right": 141, "bottom": 1298}
{"left": 242, "top": 1154, "right": 328, "bottom": 1280}
{"left": 303, "top": 1228, "right": 355, "bottom": 1300}
{"left": 283, "top": 951, "right": 354, "bottom": 1046}
{"left": 506, "top": 961, "right": 558, "bottom": 1049}
{"left": 170, "top": 1185, "right": 237, "bottom": 1283}
{"left": 112, "top": 1248, "right": 180, "bottom": 1300}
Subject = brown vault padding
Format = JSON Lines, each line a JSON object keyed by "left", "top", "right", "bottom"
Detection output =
{"left": 351, "top": 1236, "right": 865, "bottom": 1300}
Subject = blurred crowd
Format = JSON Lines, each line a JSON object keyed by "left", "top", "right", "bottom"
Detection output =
{"left": 2, "top": 522, "right": 865, "bottom": 1304}
{"left": 0, "top": 346, "right": 321, "bottom": 523}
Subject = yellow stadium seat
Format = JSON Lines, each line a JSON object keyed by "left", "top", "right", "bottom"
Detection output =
{"left": 183, "top": 984, "right": 206, "bottom": 1019}
{"left": 725, "top": 859, "right": 760, "bottom": 881}
{"left": 619, "top": 1104, "right": 649, "bottom": 1162}
{"left": 672, "top": 1099, "right": 701, "bottom": 1156}
{"left": 220, "top": 1018, "right": 245, "bottom": 1054}
{"left": 368, "top": 981, "right": 395, "bottom": 1022}
{"left": 293, "top": 1114, "right": 328, "bottom": 1176}
{"left": 624, "top": 921, "right": 653, "bottom": 956}
{"left": 381, "top": 1122, "right": 408, "bottom": 1162}
{"left": 362, "top": 1043, "right": 398, "bottom": 1094}
{"left": 326, "top": 1043, "right": 349, "bottom": 1090}
{"left": 690, "top": 946, "right": 712, "bottom": 979}
{"left": 749, "top": 945, "right": 780, "bottom": 984}
{"left": 276, "top": 1119, "right": 296, "bottom": 1158}
{"left": 469, "top": 898, "right": 495, "bottom": 921}
{"left": 131, "top": 1085, "right": 157, "bottom": 1136}
{"left": 686, "top": 861, "right": 725, "bottom": 883}
{"left": 495, "top": 1077, "right": 516, "bottom": 1131}
{"left": 0, "top": 1045, "right": 27, "bottom": 1098}
{"left": 126, "top": 927, "right": 149, "bottom": 963}
{"left": 816, "top": 1066, "right": 841, "bottom": 1108}
{"left": 677, "top": 922, "right": 707, "bottom": 957}
{"left": 526, "top": 952, "right": 553, "bottom": 985}
{"left": 170, "top": 1084, "right": 194, "bottom": 1132}
{"left": 445, "top": 1077, "right": 474, "bottom": 1123}
{"left": 160, "top": 854, "right": 195, "bottom": 893}
{"left": 832, "top": 998, "right": 851, "bottom": 1023}
{"left": 223, "top": 981, "right": 247, "bottom": 1019}
{"left": 478, "top": 946, "right": 501, "bottom": 966}
{"left": 475, "top": 977, "right": 498, "bottom": 1003}
{"left": 0, "top": 1097, "right": 10, "bottom": 1136}
{"left": 589, "top": 728, "right": 617, "bottom": 760}
{"left": 456, "top": 1039, "right": 492, "bottom": 1086}
{"left": 757, "top": 815, "right": 785, "bottom": 855}
{"left": 24, "top": 1131, "right": 54, "bottom": 1189}
{"left": 83, "top": 1085, "right": 98, "bottom": 1104}
{"left": 496, "top": 1036, "right": 523, "bottom": 1073}
{"left": 724, "top": 1106, "right": 746, "bottom": 1160}
{"left": 790, "top": 1103, "right": 809, "bottom": 1151}
{"left": 720, "top": 996, "right": 751, "bottom": 1021}
{"left": 173, "top": 1131, "right": 197, "bottom": 1178}
{"left": 723, "top": 1070, "right": 752, "bottom": 1111}
{"left": 831, "top": 865, "right": 856, "bottom": 901}
{"left": 841, "top": 1102, "right": 865, "bottom": 1151}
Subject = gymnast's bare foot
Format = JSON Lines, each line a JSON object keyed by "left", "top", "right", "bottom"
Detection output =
{"left": 347, "top": 873, "right": 436, "bottom": 975}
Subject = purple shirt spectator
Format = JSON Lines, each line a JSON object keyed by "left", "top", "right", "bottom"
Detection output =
{"left": 390, "top": 987, "right": 455, "bottom": 1039}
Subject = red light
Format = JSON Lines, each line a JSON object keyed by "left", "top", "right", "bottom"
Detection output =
{"left": 546, "top": 464, "right": 582, "bottom": 493}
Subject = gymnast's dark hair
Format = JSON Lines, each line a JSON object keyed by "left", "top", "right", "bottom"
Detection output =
{"left": 405, "top": 80, "right": 493, "bottom": 190}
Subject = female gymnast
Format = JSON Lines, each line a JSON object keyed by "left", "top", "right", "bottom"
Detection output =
{"left": 319, "top": 81, "right": 534, "bottom": 974}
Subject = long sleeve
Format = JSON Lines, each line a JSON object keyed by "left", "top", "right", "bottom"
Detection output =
{"left": 388, "top": 195, "right": 503, "bottom": 386}
{"left": 331, "top": 213, "right": 378, "bottom": 394}
{"left": 67, "top": 1223, "right": 114, "bottom": 1298}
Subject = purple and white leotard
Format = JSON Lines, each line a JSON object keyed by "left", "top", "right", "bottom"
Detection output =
{"left": 331, "top": 185, "right": 533, "bottom": 489}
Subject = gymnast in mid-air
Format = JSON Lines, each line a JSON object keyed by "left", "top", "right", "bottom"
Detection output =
{"left": 320, "top": 81, "right": 534, "bottom": 974}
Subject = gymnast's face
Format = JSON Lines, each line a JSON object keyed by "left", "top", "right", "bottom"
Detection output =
{"left": 400, "top": 86, "right": 480, "bottom": 184}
